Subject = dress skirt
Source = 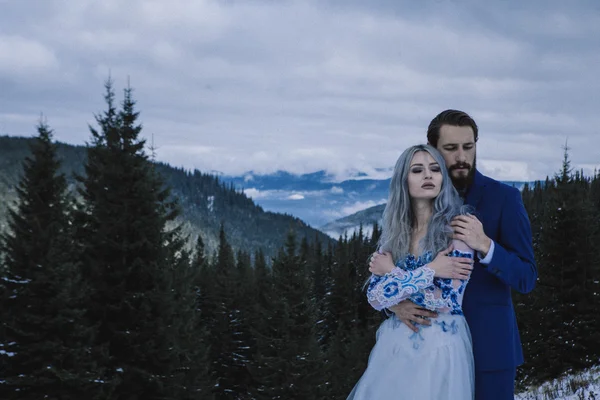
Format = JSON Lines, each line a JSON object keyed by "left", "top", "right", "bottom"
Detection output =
{"left": 347, "top": 313, "right": 474, "bottom": 400}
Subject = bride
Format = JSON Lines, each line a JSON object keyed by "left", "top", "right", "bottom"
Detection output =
{"left": 348, "top": 144, "right": 476, "bottom": 399}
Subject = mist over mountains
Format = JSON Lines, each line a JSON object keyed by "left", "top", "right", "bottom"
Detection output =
{"left": 221, "top": 170, "right": 532, "bottom": 237}
{"left": 1, "top": 135, "right": 533, "bottom": 249}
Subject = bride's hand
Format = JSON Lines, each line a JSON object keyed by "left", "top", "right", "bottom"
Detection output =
{"left": 368, "top": 251, "right": 395, "bottom": 276}
{"left": 427, "top": 244, "right": 473, "bottom": 279}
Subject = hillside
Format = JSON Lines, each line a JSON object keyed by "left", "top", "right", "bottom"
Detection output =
{"left": 319, "top": 180, "right": 532, "bottom": 239}
{"left": 0, "top": 135, "right": 332, "bottom": 260}
{"left": 319, "top": 203, "right": 385, "bottom": 239}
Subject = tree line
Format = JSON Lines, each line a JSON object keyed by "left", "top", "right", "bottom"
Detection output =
{"left": 1, "top": 81, "right": 599, "bottom": 399}
{"left": 0, "top": 134, "right": 331, "bottom": 264}
{"left": 514, "top": 147, "right": 600, "bottom": 387}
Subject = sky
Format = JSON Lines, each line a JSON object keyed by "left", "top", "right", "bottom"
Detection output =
{"left": 1, "top": 0, "right": 599, "bottom": 182}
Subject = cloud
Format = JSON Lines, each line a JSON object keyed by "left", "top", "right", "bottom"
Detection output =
{"left": 241, "top": 188, "right": 269, "bottom": 200}
{"left": 478, "top": 160, "right": 533, "bottom": 182}
{"left": 0, "top": 36, "right": 59, "bottom": 79}
{"left": 1, "top": 0, "right": 598, "bottom": 181}
{"left": 242, "top": 188, "right": 329, "bottom": 201}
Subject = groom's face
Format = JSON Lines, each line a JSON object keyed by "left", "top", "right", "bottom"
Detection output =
{"left": 435, "top": 124, "right": 476, "bottom": 190}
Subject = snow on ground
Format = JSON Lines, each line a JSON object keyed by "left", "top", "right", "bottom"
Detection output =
{"left": 516, "top": 365, "right": 600, "bottom": 400}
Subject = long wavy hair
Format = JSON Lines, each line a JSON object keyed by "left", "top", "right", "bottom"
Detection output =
{"left": 378, "top": 144, "right": 471, "bottom": 262}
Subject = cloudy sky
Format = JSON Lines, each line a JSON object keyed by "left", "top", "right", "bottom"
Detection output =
{"left": 1, "top": 0, "right": 599, "bottom": 182}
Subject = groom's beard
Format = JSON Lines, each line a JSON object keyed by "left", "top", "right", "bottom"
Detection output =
{"left": 449, "top": 157, "right": 476, "bottom": 195}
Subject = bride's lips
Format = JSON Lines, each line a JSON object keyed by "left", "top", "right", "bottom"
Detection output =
{"left": 421, "top": 183, "right": 436, "bottom": 189}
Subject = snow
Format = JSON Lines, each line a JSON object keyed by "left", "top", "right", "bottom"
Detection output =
{"left": 0, "top": 350, "right": 15, "bottom": 357}
{"left": 1, "top": 276, "right": 31, "bottom": 284}
{"left": 516, "top": 365, "right": 600, "bottom": 399}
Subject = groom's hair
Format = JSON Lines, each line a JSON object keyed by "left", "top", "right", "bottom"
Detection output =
{"left": 427, "top": 109, "right": 479, "bottom": 147}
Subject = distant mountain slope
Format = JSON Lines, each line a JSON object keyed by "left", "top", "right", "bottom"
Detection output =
{"left": 222, "top": 169, "right": 532, "bottom": 229}
{"left": 0, "top": 136, "right": 332, "bottom": 260}
{"left": 220, "top": 171, "right": 392, "bottom": 227}
{"left": 319, "top": 180, "right": 533, "bottom": 239}
{"left": 319, "top": 204, "right": 385, "bottom": 239}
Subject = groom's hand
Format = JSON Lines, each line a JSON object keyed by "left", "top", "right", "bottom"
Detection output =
{"left": 451, "top": 214, "right": 492, "bottom": 257}
{"left": 388, "top": 301, "right": 438, "bottom": 333}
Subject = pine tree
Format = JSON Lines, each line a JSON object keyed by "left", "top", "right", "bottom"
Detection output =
{"left": 75, "top": 80, "right": 195, "bottom": 398}
{"left": 522, "top": 145, "right": 600, "bottom": 382}
{"left": 0, "top": 120, "right": 96, "bottom": 398}
{"left": 232, "top": 248, "right": 255, "bottom": 397}
{"left": 190, "top": 234, "right": 214, "bottom": 399}
{"left": 206, "top": 224, "right": 250, "bottom": 398}
{"left": 251, "top": 230, "right": 325, "bottom": 399}
{"left": 247, "top": 248, "right": 273, "bottom": 398}
{"left": 192, "top": 235, "right": 208, "bottom": 271}
{"left": 318, "top": 241, "right": 336, "bottom": 350}
{"left": 327, "top": 235, "right": 355, "bottom": 340}
{"left": 569, "top": 170, "right": 600, "bottom": 367}
{"left": 323, "top": 228, "right": 380, "bottom": 398}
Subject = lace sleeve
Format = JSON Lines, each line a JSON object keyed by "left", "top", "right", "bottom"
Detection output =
{"left": 411, "top": 247, "right": 475, "bottom": 313}
{"left": 367, "top": 266, "right": 435, "bottom": 311}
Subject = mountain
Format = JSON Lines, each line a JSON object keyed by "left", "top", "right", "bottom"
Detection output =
{"left": 1, "top": 135, "right": 536, "bottom": 248}
{"left": 221, "top": 170, "right": 533, "bottom": 231}
{"left": 0, "top": 136, "right": 332, "bottom": 260}
{"left": 220, "top": 171, "right": 392, "bottom": 228}
{"left": 318, "top": 181, "right": 534, "bottom": 239}
{"left": 319, "top": 204, "right": 385, "bottom": 239}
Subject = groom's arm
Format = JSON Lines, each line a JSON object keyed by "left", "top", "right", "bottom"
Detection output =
{"left": 481, "top": 187, "right": 537, "bottom": 294}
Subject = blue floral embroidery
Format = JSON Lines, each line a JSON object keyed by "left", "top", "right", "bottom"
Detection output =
{"left": 410, "top": 291, "right": 426, "bottom": 308}
{"left": 367, "top": 266, "right": 435, "bottom": 310}
{"left": 434, "top": 320, "right": 459, "bottom": 334}
{"left": 368, "top": 246, "right": 473, "bottom": 347}
{"left": 402, "top": 252, "right": 433, "bottom": 271}
{"left": 383, "top": 281, "right": 399, "bottom": 298}
{"left": 368, "top": 275, "right": 381, "bottom": 291}
{"left": 409, "top": 329, "right": 426, "bottom": 349}
{"left": 403, "top": 249, "right": 473, "bottom": 316}
{"left": 386, "top": 248, "right": 473, "bottom": 347}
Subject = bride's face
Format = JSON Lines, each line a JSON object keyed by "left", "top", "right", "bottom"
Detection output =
{"left": 407, "top": 151, "right": 443, "bottom": 200}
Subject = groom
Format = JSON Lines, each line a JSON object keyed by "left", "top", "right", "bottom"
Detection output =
{"left": 389, "top": 109, "right": 537, "bottom": 399}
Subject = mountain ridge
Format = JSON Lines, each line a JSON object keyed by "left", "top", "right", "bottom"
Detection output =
{"left": 0, "top": 135, "right": 333, "bottom": 260}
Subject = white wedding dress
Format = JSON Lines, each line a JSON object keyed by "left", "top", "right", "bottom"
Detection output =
{"left": 347, "top": 245, "right": 475, "bottom": 400}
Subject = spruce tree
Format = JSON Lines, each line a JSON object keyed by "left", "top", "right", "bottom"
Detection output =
{"left": 190, "top": 234, "right": 214, "bottom": 399}
{"left": 524, "top": 145, "right": 599, "bottom": 382}
{"left": 251, "top": 230, "right": 325, "bottom": 399}
{"left": 324, "top": 229, "right": 379, "bottom": 399}
{"left": 232, "top": 249, "right": 255, "bottom": 397}
{"left": 0, "top": 121, "right": 95, "bottom": 398}
{"left": 206, "top": 224, "right": 249, "bottom": 398}
{"left": 75, "top": 80, "right": 194, "bottom": 398}
{"left": 248, "top": 248, "right": 273, "bottom": 398}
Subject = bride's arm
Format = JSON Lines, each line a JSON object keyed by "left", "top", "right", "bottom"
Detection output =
{"left": 366, "top": 266, "right": 435, "bottom": 311}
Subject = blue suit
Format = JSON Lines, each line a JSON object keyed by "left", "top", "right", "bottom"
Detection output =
{"left": 462, "top": 170, "right": 537, "bottom": 399}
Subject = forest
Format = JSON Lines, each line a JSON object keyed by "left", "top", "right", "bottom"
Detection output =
{"left": 1, "top": 82, "right": 599, "bottom": 399}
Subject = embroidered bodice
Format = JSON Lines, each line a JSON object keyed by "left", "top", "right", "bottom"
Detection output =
{"left": 367, "top": 249, "right": 473, "bottom": 315}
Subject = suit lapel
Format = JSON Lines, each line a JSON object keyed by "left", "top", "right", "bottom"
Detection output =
{"left": 465, "top": 170, "right": 486, "bottom": 209}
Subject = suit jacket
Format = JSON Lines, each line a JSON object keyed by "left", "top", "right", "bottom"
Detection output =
{"left": 462, "top": 170, "right": 537, "bottom": 371}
